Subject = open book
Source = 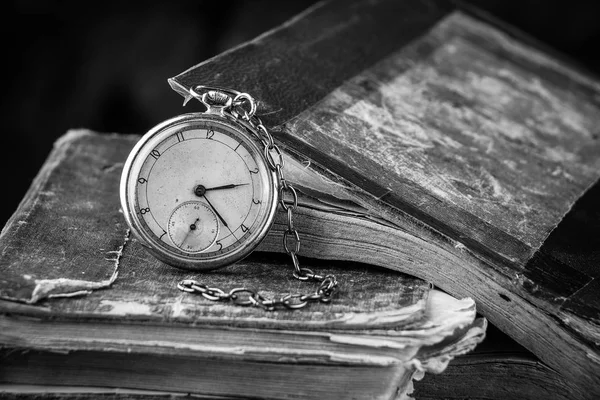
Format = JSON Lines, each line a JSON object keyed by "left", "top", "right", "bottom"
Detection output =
{"left": 167, "top": 0, "right": 600, "bottom": 395}
{"left": 1, "top": 0, "right": 599, "bottom": 398}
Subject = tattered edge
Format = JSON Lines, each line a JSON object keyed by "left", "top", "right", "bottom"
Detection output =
{"left": 0, "top": 130, "right": 128, "bottom": 305}
{"left": 26, "top": 229, "right": 129, "bottom": 304}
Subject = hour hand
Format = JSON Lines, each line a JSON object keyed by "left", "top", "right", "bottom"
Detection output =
{"left": 204, "top": 183, "right": 249, "bottom": 191}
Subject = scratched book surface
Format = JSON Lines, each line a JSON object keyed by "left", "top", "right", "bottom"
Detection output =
{"left": 0, "top": 130, "right": 431, "bottom": 330}
{"left": 284, "top": 12, "right": 600, "bottom": 268}
{"left": 169, "top": 0, "right": 600, "bottom": 393}
{"left": 171, "top": 2, "right": 600, "bottom": 272}
{"left": 0, "top": 130, "right": 488, "bottom": 399}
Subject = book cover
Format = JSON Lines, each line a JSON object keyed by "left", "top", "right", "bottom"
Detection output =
{"left": 0, "top": 130, "right": 485, "bottom": 399}
{"left": 169, "top": 0, "right": 600, "bottom": 393}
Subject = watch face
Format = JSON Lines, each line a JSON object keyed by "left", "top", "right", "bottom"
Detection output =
{"left": 120, "top": 113, "right": 277, "bottom": 270}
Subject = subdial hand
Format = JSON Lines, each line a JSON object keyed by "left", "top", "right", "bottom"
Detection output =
{"left": 189, "top": 218, "right": 200, "bottom": 231}
{"left": 180, "top": 218, "right": 200, "bottom": 246}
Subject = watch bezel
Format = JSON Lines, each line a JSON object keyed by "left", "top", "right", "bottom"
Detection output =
{"left": 120, "top": 112, "right": 278, "bottom": 271}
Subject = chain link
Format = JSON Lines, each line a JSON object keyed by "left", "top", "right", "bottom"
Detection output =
{"left": 178, "top": 275, "right": 338, "bottom": 311}
{"left": 177, "top": 88, "right": 339, "bottom": 310}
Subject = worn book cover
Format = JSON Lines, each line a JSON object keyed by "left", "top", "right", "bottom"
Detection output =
{"left": 169, "top": 0, "right": 600, "bottom": 394}
{"left": 1, "top": 0, "right": 599, "bottom": 398}
{"left": 0, "top": 128, "right": 485, "bottom": 399}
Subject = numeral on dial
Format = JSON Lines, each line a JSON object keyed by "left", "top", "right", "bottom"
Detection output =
{"left": 240, "top": 224, "right": 249, "bottom": 233}
{"left": 150, "top": 150, "right": 161, "bottom": 159}
{"left": 207, "top": 129, "right": 215, "bottom": 139}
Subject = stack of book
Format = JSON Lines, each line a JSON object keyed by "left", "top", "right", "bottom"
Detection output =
{"left": 1, "top": 0, "right": 599, "bottom": 398}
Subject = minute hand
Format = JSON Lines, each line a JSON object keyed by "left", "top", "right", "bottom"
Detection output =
{"left": 202, "top": 195, "right": 229, "bottom": 228}
{"left": 204, "top": 183, "right": 249, "bottom": 191}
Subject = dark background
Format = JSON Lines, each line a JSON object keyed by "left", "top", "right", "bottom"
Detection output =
{"left": 2, "top": 0, "right": 600, "bottom": 227}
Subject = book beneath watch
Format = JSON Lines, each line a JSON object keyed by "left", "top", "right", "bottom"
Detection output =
{"left": 0, "top": 128, "right": 485, "bottom": 400}
{"left": 2, "top": 0, "right": 600, "bottom": 399}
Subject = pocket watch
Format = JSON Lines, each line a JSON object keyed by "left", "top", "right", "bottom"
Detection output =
{"left": 120, "top": 85, "right": 338, "bottom": 309}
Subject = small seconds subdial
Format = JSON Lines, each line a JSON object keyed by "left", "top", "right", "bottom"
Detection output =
{"left": 168, "top": 201, "right": 219, "bottom": 253}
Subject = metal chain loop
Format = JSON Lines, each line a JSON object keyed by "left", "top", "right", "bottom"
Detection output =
{"left": 177, "top": 89, "right": 339, "bottom": 310}
{"left": 265, "top": 144, "right": 285, "bottom": 171}
{"left": 283, "top": 228, "right": 300, "bottom": 255}
{"left": 232, "top": 92, "right": 257, "bottom": 119}
{"left": 256, "top": 122, "right": 274, "bottom": 149}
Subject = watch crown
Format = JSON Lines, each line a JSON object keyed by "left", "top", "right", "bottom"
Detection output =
{"left": 206, "top": 90, "right": 230, "bottom": 106}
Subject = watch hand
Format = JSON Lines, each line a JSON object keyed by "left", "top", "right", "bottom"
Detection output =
{"left": 189, "top": 218, "right": 200, "bottom": 231}
{"left": 202, "top": 194, "right": 229, "bottom": 228}
{"left": 180, "top": 218, "right": 200, "bottom": 247}
{"left": 193, "top": 185, "right": 230, "bottom": 228}
{"left": 204, "top": 183, "right": 249, "bottom": 191}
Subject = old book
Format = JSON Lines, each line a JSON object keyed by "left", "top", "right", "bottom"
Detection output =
{"left": 415, "top": 179, "right": 600, "bottom": 400}
{"left": 415, "top": 324, "right": 583, "bottom": 400}
{"left": 1, "top": 0, "right": 599, "bottom": 398}
{"left": 167, "top": 0, "right": 600, "bottom": 396}
{"left": 0, "top": 130, "right": 484, "bottom": 399}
